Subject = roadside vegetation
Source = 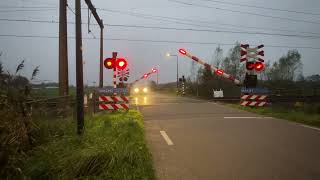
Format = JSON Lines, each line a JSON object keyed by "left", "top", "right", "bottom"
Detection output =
{"left": 0, "top": 59, "right": 155, "bottom": 179}
{"left": 229, "top": 103, "right": 320, "bottom": 128}
{"left": 23, "top": 110, "right": 155, "bottom": 179}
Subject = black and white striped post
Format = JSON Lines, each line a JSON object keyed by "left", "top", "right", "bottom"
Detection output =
{"left": 112, "top": 52, "right": 117, "bottom": 95}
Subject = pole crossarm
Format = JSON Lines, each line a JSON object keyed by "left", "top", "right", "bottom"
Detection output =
{"left": 84, "top": 0, "right": 104, "bottom": 28}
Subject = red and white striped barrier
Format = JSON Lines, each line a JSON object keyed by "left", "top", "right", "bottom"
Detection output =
{"left": 99, "top": 96, "right": 129, "bottom": 103}
{"left": 99, "top": 103, "right": 129, "bottom": 110}
{"left": 240, "top": 101, "right": 267, "bottom": 107}
{"left": 98, "top": 95, "right": 130, "bottom": 110}
{"left": 178, "top": 49, "right": 241, "bottom": 86}
{"left": 240, "top": 94, "right": 268, "bottom": 107}
{"left": 241, "top": 94, "right": 267, "bottom": 101}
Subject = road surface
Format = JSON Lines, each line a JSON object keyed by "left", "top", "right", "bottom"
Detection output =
{"left": 138, "top": 92, "right": 320, "bottom": 180}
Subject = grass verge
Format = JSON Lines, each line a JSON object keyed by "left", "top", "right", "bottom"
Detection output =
{"left": 23, "top": 110, "right": 155, "bottom": 179}
{"left": 228, "top": 104, "right": 320, "bottom": 128}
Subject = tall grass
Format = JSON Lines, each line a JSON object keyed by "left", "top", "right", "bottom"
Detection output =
{"left": 229, "top": 104, "right": 320, "bottom": 127}
{"left": 23, "top": 110, "right": 155, "bottom": 179}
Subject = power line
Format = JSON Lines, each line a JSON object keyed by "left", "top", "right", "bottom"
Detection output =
{"left": 0, "top": 6, "right": 57, "bottom": 9}
{"left": 168, "top": 0, "right": 320, "bottom": 25}
{"left": 98, "top": 8, "right": 320, "bottom": 35}
{"left": 1, "top": 18, "right": 320, "bottom": 39}
{"left": 1, "top": 5, "right": 319, "bottom": 35}
{"left": 196, "top": 0, "right": 320, "bottom": 16}
{"left": 66, "top": 3, "right": 75, "bottom": 15}
{"left": 0, "top": 8, "right": 56, "bottom": 12}
{"left": 0, "top": 34, "right": 319, "bottom": 50}
{"left": 104, "top": 24, "right": 320, "bottom": 39}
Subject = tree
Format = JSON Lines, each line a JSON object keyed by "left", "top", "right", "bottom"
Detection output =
{"left": 268, "top": 50, "right": 303, "bottom": 81}
{"left": 212, "top": 45, "right": 223, "bottom": 68}
{"left": 306, "top": 74, "right": 320, "bottom": 82}
{"left": 221, "top": 42, "right": 245, "bottom": 80}
{"left": 189, "top": 61, "right": 197, "bottom": 82}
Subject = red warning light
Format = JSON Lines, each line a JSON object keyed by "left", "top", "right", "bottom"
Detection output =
{"left": 116, "top": 58, "right": 128, "bottom": 70}
{"left": 152, "top": 68, "right": 158, "bottom": 73}
{"left": 143, "top": 74, "right": 148, "bottom": 78}
{"left": 216, "top": 69, "right": 224, "bottom": 76}
{"left": 104, "top": 58, "right": 114, "bottom": 69}
{"left": 255, "top": 62, "right": 265, "bottom": 71}
{"left": 246, "top": 62, "right": 255, "bottom": 71}
{"left": 178, "top": 49, "right": 187, "bottom": 55}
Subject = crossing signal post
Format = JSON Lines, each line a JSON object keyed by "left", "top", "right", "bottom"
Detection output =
{"left": 240, "top": 44, "right": 265, "bottom": 88}
{"left": 104, "top": 53, "right": 129, "bottom": 91}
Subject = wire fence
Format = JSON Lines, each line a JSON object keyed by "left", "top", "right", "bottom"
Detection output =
{"left": 211, "top": 88, "right": 320, "bottom": 104}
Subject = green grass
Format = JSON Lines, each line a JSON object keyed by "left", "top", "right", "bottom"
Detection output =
{"left": 23, "top": 110, "right": 155, "bottom": 179}
{"left": 32, "top": 87, "right": 84, "bottom": 98}
{"left": 228, "top": 104, "right": 320, "bottom": 128}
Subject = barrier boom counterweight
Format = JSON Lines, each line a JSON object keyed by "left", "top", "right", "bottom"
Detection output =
{"left": 178, "top": 49, "right": 241, "bottom": 86}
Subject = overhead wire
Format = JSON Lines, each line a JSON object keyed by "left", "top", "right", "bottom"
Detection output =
{"left": 195, "top": 0, "right": 320, "bottom": 16}
{"left": 0, "top": 8, "right": 56, "bottom": 12}
{"left": 1, "top": 18, "right": 320, "bottom": 39}
{"left": 98, "top": 8, "right": 320, "bottom": 36}
{"left": 0, "top": 6, "right": 57, "bottom": 9}
{"left": 66, "top": 3, "right": 75, "bottom": 15}
{"left": 0, "top": 34, "right": 319, "bottom": 50}
{"left": 1, "top": 5, "right": 319, "bottom": 35}
{"left": 168, "top": 0, "right": 320, "bottom": 25}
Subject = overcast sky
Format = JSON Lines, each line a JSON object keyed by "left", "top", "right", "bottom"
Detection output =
{"left": 0, "top": 0, "right": 319, "bottom": 85}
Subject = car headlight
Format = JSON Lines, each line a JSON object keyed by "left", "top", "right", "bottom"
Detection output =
{"left": 143, "top": 87, "right": 148, "bottom": 93}
{"left": 134, "top": 88, "right": 139, "bottom": 93}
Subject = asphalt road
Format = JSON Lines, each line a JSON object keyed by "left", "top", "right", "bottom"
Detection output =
{"left": 139, "top": 92, "right": 320, "bottom": 180}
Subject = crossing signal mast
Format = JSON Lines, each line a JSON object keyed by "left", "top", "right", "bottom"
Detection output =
{"left": 240, "top": 44, "right": 265, "bottom": 88}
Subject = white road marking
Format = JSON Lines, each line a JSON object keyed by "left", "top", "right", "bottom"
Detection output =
{"left": 224, "top": 116, "right": 272, "bottom": 119}
{"left": 160, "top": 131, "right": 174, "bottom": 145}
{"left": 301, "top": 125, "right": 320, "bottom": 132}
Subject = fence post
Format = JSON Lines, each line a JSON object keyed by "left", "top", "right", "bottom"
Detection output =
{"left": 93, "top": 89, "right": 96, "bottom": 114}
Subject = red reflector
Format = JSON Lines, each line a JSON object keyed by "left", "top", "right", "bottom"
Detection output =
{"left": 216, "top": 69, "right": 224, "bottom": 75}
{"left": 179, "top": 49, "right": 187, "bottom": 55}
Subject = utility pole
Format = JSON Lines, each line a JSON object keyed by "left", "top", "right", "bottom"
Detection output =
{"left": 75, "top": 0, "right": 84, "bottom": 135}
{"left": 59, "top": 0, "right": 68, "bottom": 96}
{"left": 176, "top": 55, "right": 179, "bottom": 91}
{"left": 99, "top": 20, "right": 103, "bottom": 88}
{"left": 83, "top": 0, "right": 104, "bottom": 88}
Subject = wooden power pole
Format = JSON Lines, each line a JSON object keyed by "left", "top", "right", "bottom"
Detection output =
{"left": 99, "top": 20, "right": 103, "bottom": 88}
{"left": 75, "top": 0, "right": 84, "bottom": 135}
{"left": 83, "top": 0, "right": 104, "bottom": 88}
{"left": 59, "top": 0, "right": 68, "bottom": 96}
